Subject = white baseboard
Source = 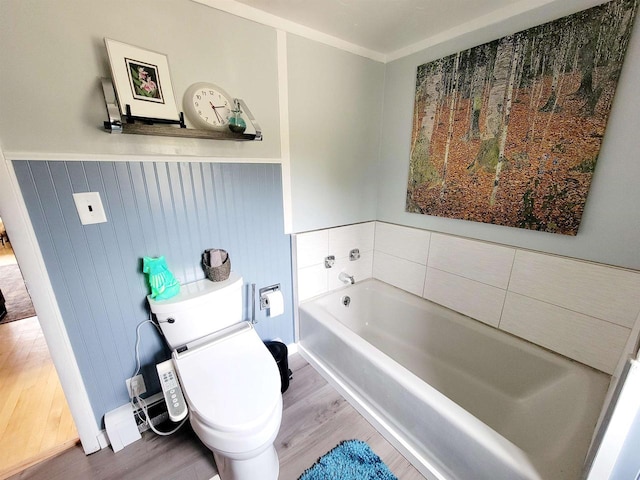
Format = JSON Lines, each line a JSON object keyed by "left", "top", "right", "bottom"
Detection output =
{"left": 287, "top": 342, "right": 298, "bottom": 356}
{"left": 96, "top": 429, "right": 110, "bottom": 449}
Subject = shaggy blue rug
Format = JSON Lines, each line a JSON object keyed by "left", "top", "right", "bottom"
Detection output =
{"left": 298, "top": 439, "right": 398, "bottom": 480}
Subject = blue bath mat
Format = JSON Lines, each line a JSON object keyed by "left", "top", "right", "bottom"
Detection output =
{"left": 298, "top": 439, "right": 398, "bottom": 480}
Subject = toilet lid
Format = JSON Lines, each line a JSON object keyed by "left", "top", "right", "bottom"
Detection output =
{"left": 173, "top": 324, "right": 281, "bottom": 433}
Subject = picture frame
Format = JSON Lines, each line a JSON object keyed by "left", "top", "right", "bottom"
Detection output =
{"left": 104, "top": 38, "right": 180, "bottom": 122}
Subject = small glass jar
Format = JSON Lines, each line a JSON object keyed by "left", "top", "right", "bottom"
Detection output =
{"left": 228, "top": 99, "right": 247, "bottom": 134}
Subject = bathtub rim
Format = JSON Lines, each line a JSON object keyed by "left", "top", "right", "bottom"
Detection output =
{"left": 297, "top": 343, "right": 444, "bottom": 480}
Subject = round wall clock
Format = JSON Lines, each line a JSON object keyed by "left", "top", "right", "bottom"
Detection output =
{"left": 183, "top": 82, "right": 233, "bottom": 131}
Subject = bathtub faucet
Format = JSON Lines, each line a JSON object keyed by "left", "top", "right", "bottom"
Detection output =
{"left": 338, "top": 272, "right": 355, "bottom": 285}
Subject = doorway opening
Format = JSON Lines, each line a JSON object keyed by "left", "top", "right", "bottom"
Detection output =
{"left": 0, "top": 218, "right": 35, "bottom": 324}
{"left": 0, "top": 217, "right": 79, "bottom": 478}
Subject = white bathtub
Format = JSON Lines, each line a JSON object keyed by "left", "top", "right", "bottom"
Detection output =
{"left": 298, "top": 279, "right": 610, "bottom": 480}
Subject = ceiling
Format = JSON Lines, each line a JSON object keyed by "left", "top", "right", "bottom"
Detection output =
{"left": 232, "top": 0, "right": 517, "bottom": 56}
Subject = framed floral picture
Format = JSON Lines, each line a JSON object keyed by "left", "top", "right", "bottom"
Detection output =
{"left": 105, "top": 38, "right": 180, "bottom": 121}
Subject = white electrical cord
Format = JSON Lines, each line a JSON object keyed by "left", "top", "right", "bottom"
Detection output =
{"left": 129, "top": 318, "right": 157, "bottom": 425}
{"left": 129, "top": 317, "right": 187, "bottom": 436}
{"left": 134, "top": 392, "right": 188, "bottom": 436}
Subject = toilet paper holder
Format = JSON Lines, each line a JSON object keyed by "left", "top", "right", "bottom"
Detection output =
{"left": 259, "top": 284, "right": 281, "bottom": 310}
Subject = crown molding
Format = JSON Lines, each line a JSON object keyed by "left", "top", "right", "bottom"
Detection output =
{"left": 191, "top": 0, "right": 387, "bottom": 63}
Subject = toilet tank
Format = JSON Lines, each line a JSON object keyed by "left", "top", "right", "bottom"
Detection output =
{"left": 148, "top": 273, "right": 243, "bottom": 349}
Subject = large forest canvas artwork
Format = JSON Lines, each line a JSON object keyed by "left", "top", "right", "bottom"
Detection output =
{"left": 406, "top": 0, "right": 637, "bottom": 235}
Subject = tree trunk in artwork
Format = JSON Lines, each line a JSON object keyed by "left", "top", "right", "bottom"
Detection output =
{"left": 490, "top": 38, "right": 522, "bottom": 206}
{"left": 577, "top": 0, "right": 636, "bottom": 115}
{"left": 539, "top": 29, "right": 575, "bottom": 148}
{"left": 525, "top": 40, "right": 546, "bottom": 144}
{"left": 540, "top": 24, "right": 574, "bottom": 114}
{"left": 408, "top": 61, "right": 444, "bottom": 191}
{"left": 575, "top": 35, "right": 596, "bottom": 99}
{"left": 469, "top": 37, "right": 514, "bottom": 175}
{"left": 468, "top": 63, "right": 486, "bottom": 140}
{"left": 419, "top": 63, "right": 443, "bottom": 151}
{"left": 540, "top": 56, "right": 561, "bottom": 112}
{"left": 485, "top": 38, "right": 514, "bottom": 138}
{"left": 441, "top": 52, "right": 461, "bottom": 197}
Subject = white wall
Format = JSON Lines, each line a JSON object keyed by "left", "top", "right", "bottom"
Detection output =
{"left": 376, "top": 0, "right": 640, "bottom": 270}
{"left": 0, "top": 0, "right": 281, "bottom": 159}
{"left": 0, "top": 0, "right": 385, "bottom": 234}
{"left": 287, "top": 34, "right": 384, "bottom": 232}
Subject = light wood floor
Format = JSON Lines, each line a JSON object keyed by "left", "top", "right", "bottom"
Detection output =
{"left": 0, "top": 317, "right": 79, "bottom": 479}
{"left": 0, "top": 244, "right": 17, "bottom": 267}
{"left": 10, "top": 354, "right": 425, "bottom": 480}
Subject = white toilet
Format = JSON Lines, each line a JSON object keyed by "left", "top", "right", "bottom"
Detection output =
{"left": 148, "top": 273, "right": 282, "bottom": 480}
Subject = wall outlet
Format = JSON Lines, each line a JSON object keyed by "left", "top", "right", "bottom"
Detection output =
{"left": 126, "top": 374, "right": 146, "bottom": 398}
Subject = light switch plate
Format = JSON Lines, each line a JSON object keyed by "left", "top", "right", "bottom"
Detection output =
{"left": 72, "top": 192, "right": 107, "bottom": 225}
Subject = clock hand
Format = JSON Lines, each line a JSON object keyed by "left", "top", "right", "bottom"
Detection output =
{"left": 209, "top": 101, "right": 223, "bottom": 123}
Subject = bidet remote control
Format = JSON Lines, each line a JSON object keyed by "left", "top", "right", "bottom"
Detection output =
{"left": 156, "top": 359, "right": 188, "bottom": 422}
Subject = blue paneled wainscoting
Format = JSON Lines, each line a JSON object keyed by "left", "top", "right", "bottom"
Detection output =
{"left": 14, "top": 160, "right": 293, "bottom": 425}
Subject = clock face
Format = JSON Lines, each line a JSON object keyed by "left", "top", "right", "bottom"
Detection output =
{"left": 184, "top": 83, "right": 232, "bottom": 130}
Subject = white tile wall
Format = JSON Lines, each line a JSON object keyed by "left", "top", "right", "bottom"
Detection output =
{"left": 509, "top": 250, "right": 640, "bottom": 328}
{"left": 501, "top": 293, "right": 630, "bottom": 374}
{"left": 428, "top": 233, "right": 515, "bottom": 289}
{"left": 294, "top": 222, "right": 375, "bottom": 302}
{"left": 295, "top": 229, "right": 329, "bottom": 269}
{"left": 374, "top": 222, "right": 430, "bottom": 264}
{"left": 373, "top": 251, "right": 426, "bottom": 296}
{"left": 329, "top": 223, "right": 375, "bottom": 260}
{"left": 294, "top": 221, "right": 640, "bottom": 374}
{"left": 423, "top": 267, "right": 506, "bottom": 328}
{"left": 297, "top": 264, "right": 328, "bottom": 302}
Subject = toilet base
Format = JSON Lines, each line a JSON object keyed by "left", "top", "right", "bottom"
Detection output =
{"left": 213, "top": 444, "right": 279, "bottom": 480}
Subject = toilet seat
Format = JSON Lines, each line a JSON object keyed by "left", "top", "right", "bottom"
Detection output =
{"left": 173, "top": 322, "right": 281, "bottom": 435}
{"left": 190, "top": 395, "right": 282, "bottom": 458}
